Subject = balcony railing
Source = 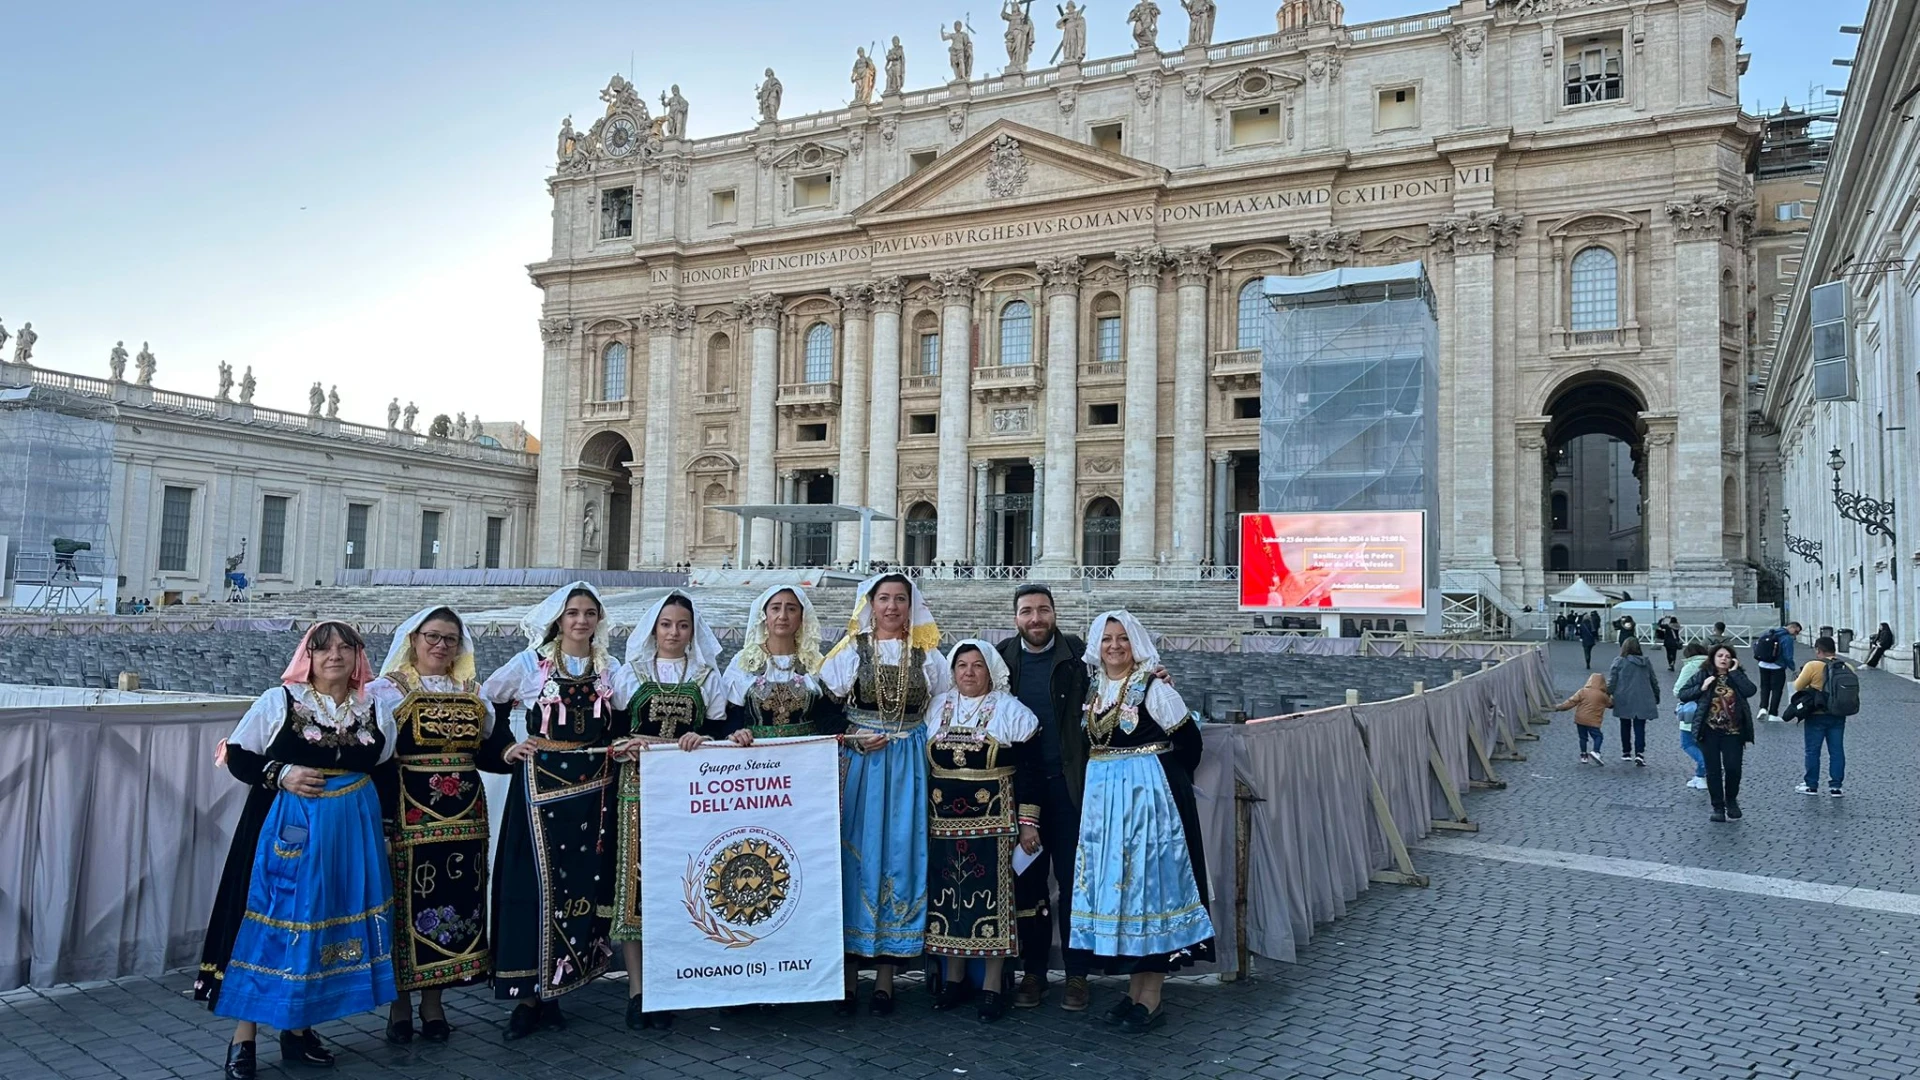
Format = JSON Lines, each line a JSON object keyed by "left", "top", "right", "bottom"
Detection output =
{"left": 1545, "top": 571, "right": 1649, "bottom": 589}
{"left": 972, "top": 363, "right": 1040, "bottom": 397}
{"left": 776, "top": 380, "right": 840, "bottom": 408}
{"left": 696, "top": 391, "right": 738, "bottom": 411}
{"left": 902, "top": 374, "right": 940, "bottom": 394}
{"left": 1211, "top": 348, "right": 1262, "bottom": 377}
{"left": 583, "top": 399, "right": 631, "bottom": 420}
{"left": 1556, "top": 327, "right": 1636, "bottom": 351}
{"left": 1079, "top": 360, "right": 1125, "bottom": 382}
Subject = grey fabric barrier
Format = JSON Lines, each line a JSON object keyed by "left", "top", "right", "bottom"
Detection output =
{"left": 1425, "top": 688, "right": 1476, "bottom": 818}
{"left": 1190, "top": 724, "right": 1243, "bottom": 976}
{"left": 0, "top": 700, "right": 247, "bottom": 989}
{"left": 1352, "top": 695, "right": 1436, "bottom": 852}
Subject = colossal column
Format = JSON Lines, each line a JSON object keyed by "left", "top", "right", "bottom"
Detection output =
{"left": 1036, "top": 257, "right": 1082, "bottom": 572}
{"left": 1430, "top": 211, "right": 1520, "bottom": 582}
{"left": 834, "top": 284, "right": 873, "bottom": 562}
{"left": 974, "top": 461, "right": 992, "bottom": 564}
{"left": 741, "top": 294, "right": 783, "bottom": 562}
{"left": 535, "top": 317, "right": 575, "bottom": 566}
{"left": 1211, "top": 450, "right": 1232, "bottom": 566}
{"left": 867, "top": 278, "right": 905, "bottom": 561}
{"left": 1170, "top": 247, "right": 1213, "bottom": 568}
{"left": 1118, "top": 246, "right": 1165, "bottom": 572}
{"left": 932, "top": 270, "right": 978, "bottom": 563}
{"left": 640, "top": 302, "right": 693, "bottom": 567}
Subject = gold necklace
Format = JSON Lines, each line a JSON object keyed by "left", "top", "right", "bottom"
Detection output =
{"left": 873, "top": 637, "right": 911, "bottom": 725}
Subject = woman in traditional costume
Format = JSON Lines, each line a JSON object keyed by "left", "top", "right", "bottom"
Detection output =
{"left": 820, "top": 573, "right": 951, "bottom": 1016}
{"left": 480, "top": 582, "right": 633, "bottom": 1039}
{"left": 923, "top": 639, "right": 1041, "bottom": 1023}
{"left": 193, "top": 622, "right": 396, "bottom": 1080}
{"left": 611, "top": 591, "right": 728, "bottom": 1030}
{"left": 1068, "top": 610, "right": 1215, "bottom": 1033}
{"left": 722, "top": 584, "right": 844, "bottom": 744}
{"left": 368, "top": 607, "right": 513, "bottom": 1044}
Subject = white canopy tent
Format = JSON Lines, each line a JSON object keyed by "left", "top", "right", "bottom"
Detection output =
{"left": 1548, "top": 577, "right": 1612, "bottom": 607}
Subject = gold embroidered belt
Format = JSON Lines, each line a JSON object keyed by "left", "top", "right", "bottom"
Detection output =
{"left": 931, "top": 765, "right": 1016, "bottom": 781}
{"left": 529, "top": 737, "right": 596, "bottom": 751}
{"left": 1089, "top": 741, "right": 1171, "bottom": 761}
{"left": 846, "top": 708, "right": 922, "bottom": 735}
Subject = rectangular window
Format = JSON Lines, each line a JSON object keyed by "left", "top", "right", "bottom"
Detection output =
{"left": 345, "top": 503, "right": 370, "bottom": 570}
{"left": 1229, "top": 104, "right": 1283, "bottom": 145}
{"left": 1376, "top": 86, "right": 1418, "bottom": 130}
{"left": 259, "top": 495, "right": 289, "bottom": 576}
{"left": 709, "top": 188, "right": 737, "bottom": 225}
{"left": 419, "top": 511, "right": 442, "bottom": 570}
{"left": 158, "top": 486, "right": 194, "bottom": 573}
{"left": 1095, "top": 316, "right": 1122, "bottom": 363}
{"left": 600, "top": 186, "right": 633, "bottom": 240}
{"left": 1090, "top": 122, "right": 1123, "bottom": 154}
{"left": 1233, "top": 397, "right": 1262, "bottom": 420}
{"left": 1563, "top": 35, "right": 1624, "bottom": 105}
{"left": 909, "top": 413, "right": 938, "bottom": 436}
{"left": 909, "top": 149, "right": 939, "bottom": 174}
{"left": 1088, "top": 402, "right": 1120, "bottom": 427}
{"left": 485, "top": 517, "right": 504, "bottom": 569}
{"left": 797, "top": 422, "right": 828, "bottom": 442}
{"left": 793, "top": 173, "right": 833, "bottom": 209}
{"left": 918, "top": 332, "right": 941, "bottom": 376}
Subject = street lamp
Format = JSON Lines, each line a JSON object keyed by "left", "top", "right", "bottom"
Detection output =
{"left": 1782, "top": 507, "right": 1824, "bottom": 568}
{"left": 1828, "top": 447, "right": 1898, "bottom": 542}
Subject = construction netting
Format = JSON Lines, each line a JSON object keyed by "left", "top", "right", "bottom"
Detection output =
{"left": 0, "top": 386, "right": 117, "bottom": 587}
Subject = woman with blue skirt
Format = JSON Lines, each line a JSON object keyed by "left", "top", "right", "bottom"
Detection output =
{"left": 193, "top": 621, "right": 398, "bottom": 1079}
{"left": 1068, "top": 610, "right": 1215, "bottom": 1034}
{"left": 820, "top": 573, "right": 951, "bottom": 1016}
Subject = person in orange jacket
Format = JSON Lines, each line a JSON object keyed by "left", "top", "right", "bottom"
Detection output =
{"left": 1553, "top": 673, "right": 1613, "bottom": 765}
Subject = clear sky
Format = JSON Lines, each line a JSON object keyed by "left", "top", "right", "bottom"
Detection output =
{"left": 0, "top": 1, "right": 1866, "bottom": 438}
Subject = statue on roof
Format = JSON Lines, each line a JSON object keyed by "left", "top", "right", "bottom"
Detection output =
{"left": 455, "top": 411, "right": 468, "bottom": 441}
{"left": 239, "top": 366, "right": 256, "bottom": 404}
{"left": 326, "top": 385, "right": 340, "bottom": 419}
{"left": 135, "top": 342, "right": 156, "bottom": 385}
{"left": 556, "top": 115, "right": 579, "bottom": 161}
{"left": 308, "top": 382, "right": 325, "bottom": 417}
{"left": 402, "top": 401, "right": 419, "bottom": 431}
{"left": 1057, "top": 2, "right": 1089, "bottom": 63}
{"left": 601, "top": 74, "right": 647, "bottom": 119}
{"left": 11, "top": 322, "right": 36, "bottom": 366}
{"left": 851, "top": 47, "right": 877, "bottom": 105}
{"left": 1128, "top": 0, "right": 1160, "bottom": 49}
{"left": 663, "top": 84, "right": 689, "bottom": 138}
{"left": 388, "top": 397, "right": 401, "bottom": 429}
{"left": 1182, "top": 0, "right": 1215, "bottom": 45}
{"left": 757, "top": 68, "right": 784, "bottom": 123}
{"left": 941, "top": 19, "right": 974, "bottom": 81}
{"left": 1002, "top": 1, "right": 1035, "bottom": 73}
{"left": 216, "top": 361, "right": 234, "bottom": 401}
{"left": 0, "top": 319, "right": 9, "bottom": 356}
{"left": 109, "top": 341, "right": 128, "bottom": 381}
{"left": 884, "top": 36, "right": 907, "bottom": 95}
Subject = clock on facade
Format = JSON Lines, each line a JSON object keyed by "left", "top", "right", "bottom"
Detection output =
{"left": 604, "top": 116, "right": 639, "bottom": 158}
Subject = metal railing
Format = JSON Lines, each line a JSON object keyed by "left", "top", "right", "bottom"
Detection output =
{"left": 1545, "top": 571, "right": 1649, "bottom": 589}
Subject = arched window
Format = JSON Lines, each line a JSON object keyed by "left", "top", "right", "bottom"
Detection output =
{"left": 1237, "top": 279, "right": 1267, "bottom": 350}
{"left": 913, "top": 311, "right": 941, "bottom": 376}
{"left": 1549, "top": 544, "right": 1570, "bottom": 571}
{"left": 1551, "top": 491, "right": 1570, "bottom": 531}
{"left": 1721, "top": 267, "right": 1739, "bottom": 326}
{"left": 904, "top": 502, "right": 938, "bottom": 566}
{"left": 601, "top": 342, "right": 628, "bottom": 401}
{"left": 1082, "top": 497, "right": 1121, "bottom": 567}
{"left": 1569, "top": 247, "right": 1619, "bottom": 331}
{"left": 803, "top": 323, "right": 834, "bottom": 383}
{"left": 1722, "top": 475, "right": 1739, "bottom": 538}
{"left": 998, "top": 299, "right": 1033, "bottom": 366}
{"left": 706, "top": 333, "right": 733, "bottom": 393}
{"left": 1091, "top": 293, "right": 1123, "bottom": 364}
{"left": 1708, "top": 38, "right": 1729, "bottom": 93}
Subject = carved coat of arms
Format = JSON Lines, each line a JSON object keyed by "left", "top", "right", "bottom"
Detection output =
{"left": 984, "top": 135, "right": 1029, "bottom": 199}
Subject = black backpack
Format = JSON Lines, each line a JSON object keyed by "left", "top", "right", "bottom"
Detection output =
{"left": 1752, "top": 629, "right": 1782, "bottom": 665}
{"left": 1825, "top": 659, "right": 1861, "bottom": 717}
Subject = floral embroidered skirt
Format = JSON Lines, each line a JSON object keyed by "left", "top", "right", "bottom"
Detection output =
{"left": 214, "top": 773, "right": 397, "bottom": 1029}
{"left": 840, "top": 718, "right": 928, "bottom": 960}
{"left": 1068, "top": 755, "right": 1216, "bottom": 972}
{"left": 390, "top": 755, "right": 491, "bottom": 991}
{"left": 490, "top": 745, "right": 614, "bottom": 1001}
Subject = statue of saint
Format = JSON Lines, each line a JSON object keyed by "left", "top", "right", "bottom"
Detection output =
{"left": 455, "top": 412, "right": 468, "bottom": 441}
{"left": 757, "top": 68, "right": 783, "bottom": 123}
{"left": 582, "top": 503, "right": 600, "bottom": 551}
{"left": 216, "top": 361, "right": 233, "bottom": 401}
{"left": 326, "top": 385, "right": 340, "bottom": 418}
{"left": 239, "top": 366, "right": 256, "bottom": 404}
{"left": 0, "top": 320, "right": 10, "bottom": 356}
{"left": 850, "top": 48, "right": 876, "bottom": 105}
{"left": 402, "top": 401, "right": 419, "bottom": 432}
{"left": 1128, "top": 0, "right": 1160, "bottom": 48}
{"left": 135, "top": 342, "right": 157, "bottom": 385}
{"left": 1182, "top": 0, "right": 1215, "bottom": 45}
{"left": 556, "top": 115, "right": 579, "bottom": 162}
{"left": 1002, "top": 1, "right": 1035, "bottom": 72}
{"left": 663, "top": 84, "right": 689, "bottom": 138}
{"left": 941, "top": 20, "right": 974, "bottom": 81}
{"left": 109, "top": 341, "right": 128, "bottom": 381}
{"left": 884, "top": 36, "right": 907, "bottom": 95}
{"left": 469, "top": 414, "right": 482, "bottom": 441}
{"left": 12, "top": 322, "right": 36, "bottom": 365}
{"left": 387, "top": 397, "right": 401, "bottom": 429}
{"left": 308, "top": 382, "right": 325, "bottom": 417}
{"left": 1057, "top": 2, "right": 1089, "bottom": 63}
{"left": 600, "top": 74, "right": 645, "bottom": 118}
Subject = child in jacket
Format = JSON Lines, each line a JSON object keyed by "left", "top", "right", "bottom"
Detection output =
{"left": 1554, "top": 673, "right": 1613, "bottom": 765}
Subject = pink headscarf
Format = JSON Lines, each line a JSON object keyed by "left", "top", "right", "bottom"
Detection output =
{"left": 279, "top": 620, "right": 375, "bottom": 691}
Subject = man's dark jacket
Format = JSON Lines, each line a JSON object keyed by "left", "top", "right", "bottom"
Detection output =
{"left": 998, "top": 631, "right": 1092, "bottom": 808}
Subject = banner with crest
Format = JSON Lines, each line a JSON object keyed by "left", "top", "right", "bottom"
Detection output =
{"left": 638, "top": 736, "right": 844, "bottom": 1007}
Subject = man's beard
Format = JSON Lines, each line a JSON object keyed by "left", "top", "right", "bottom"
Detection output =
{"left": 1020, "top": 624, "right": 1055, "bottom": 648}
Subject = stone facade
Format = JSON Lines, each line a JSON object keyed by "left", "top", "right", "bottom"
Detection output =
{"left": 534, "top": 0, "right": 1758, "bottom": 606}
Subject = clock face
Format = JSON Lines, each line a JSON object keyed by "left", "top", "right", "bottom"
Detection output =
{"left": 605, "top": 117, "right": 638, "bottom": 157}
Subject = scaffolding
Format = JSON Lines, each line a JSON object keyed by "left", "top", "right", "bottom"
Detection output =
{"left": 0, "top": 385, "right": 119, "bottom": 611}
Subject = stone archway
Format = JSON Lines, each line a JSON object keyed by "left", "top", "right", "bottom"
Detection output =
{"left": 579, "top": 430, "right": 634, "bottom": 571}
{"left": 1541, "top": 374, "right": 1648, "bottom": 586}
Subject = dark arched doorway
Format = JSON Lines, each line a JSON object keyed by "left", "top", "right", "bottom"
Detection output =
{"left": 1082, "top": 497, "right": 1121, "bottom": 568}
{"left": 580, "top": 431, "right": 634, "bottom": 571}
{"left": 904, "top": 502, "right": 937, "bottom": 567}
{"left": 1543, "top": 376, "right": 1646, "bottom": 582}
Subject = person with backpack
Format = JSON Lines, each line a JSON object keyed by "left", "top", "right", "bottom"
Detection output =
{"left": 1605, "top": 638, "right": 1660, "bottom": 765}
{"left": 1673, "top": 643, "right": 1711, "bottom": 790}
{"left": 1656, "top": 617, "right": 1682, "bottom": 671}
{"left": 1791, "top": 636, "right": 1856, "bottom": 797}
{"left": 1677, "top": 644, "right": 1757, "bottom": 823}
{"left": 1751, "top": 621, "right": 1800, "bottom": 723}
{"left": 1576, "top": 613, "right": 1599, "bottom": 670}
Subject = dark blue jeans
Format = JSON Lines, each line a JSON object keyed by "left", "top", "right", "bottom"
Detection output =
{"left": 1803, "top": 719, "right": 1846, "bottom": 789}
{"left": 1020, "top": 774, "right": 1091, "bottom": 979}
{"left": 1616, "top": 716, "right": 1648, "bottom": 755}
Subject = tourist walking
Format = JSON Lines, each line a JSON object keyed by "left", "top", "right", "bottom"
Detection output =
{"left": 1677, "top": 644, "right": 1756, "bottom": 823}
{"left": 369, "top": 607, "right": 513, "bottom": 1045}
{"left": 1752, "top": 621, "right": 1800, "bottom": 723}
{"left": 1865, "top": 622, "right": 1895, "bottom": 668}
{"left": 723, "top": 584, "right": 844, "bottom": 741}
{"left": 481, "top": 582, "right": 633, "bottom": 1039}
{"left": 612, "top": 593, "right": 727, "bottom": 1030}
{"left": 1612, "top": 613, "right": 1637, "bottom": 645}
{"left": 1576, "top": 612, "right": 1599, "bottom": 670}
{"left": 997, "top": 584, "right": 1094, "bottom": 1011}
{"left": 1656, "top": 616, "right": 1682, "bottom": 671}
{"left": 1605, "top": 638, "right": 1659, "bottom": 765}
{"left": 1553, "top": 673, "right": 1611, "bottom": 765}
{"left": 821, "top": 574, "right": 952, "bottom": 1016}
{"left": 1673, "top": 643, "right": 1710, "bottom": 790}
{"left": 1791, "top": 635, "right": 1858, "bottom": 797}
{"left": 924, "top": 639, "right": 1042, "bottom": 1023}
{"left": 1070, "top": 611, "right": 1215, "bottom": 1033}
{"left": 193, "top": 622, "right": 396, "bottom": 1080}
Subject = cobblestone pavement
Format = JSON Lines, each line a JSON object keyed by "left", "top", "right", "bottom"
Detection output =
{"left": 7, "top": 641, "right": 1920, "bottom": 1080}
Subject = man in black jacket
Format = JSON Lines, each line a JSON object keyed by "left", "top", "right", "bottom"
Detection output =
{"left": 998, "top": 584, "right": 1094, "bottom": 1012}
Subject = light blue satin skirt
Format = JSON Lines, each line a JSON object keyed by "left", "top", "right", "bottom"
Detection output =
{"left": 840, "top": 719, "right": 929, "bottom": 958}
{"left": 1068, "top": 755, "right": 1215, "bottom": 958}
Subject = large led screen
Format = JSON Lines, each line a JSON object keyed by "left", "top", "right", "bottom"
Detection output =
{"left": 1238, "top": 510, "right": 1427, "bottom": 612}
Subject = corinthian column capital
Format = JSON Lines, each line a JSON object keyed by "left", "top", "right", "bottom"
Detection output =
{"left": 1117, "top": 246, "right": 1166, "bottom": 285}
{"left": 738, "top": 293, "right": 783, "bottom": 329}
{"left": 931, "top": 269, "right": 979, "bottom": 304}
{"left": 1036, "top": 256, "right": 1084, "bottom": 298}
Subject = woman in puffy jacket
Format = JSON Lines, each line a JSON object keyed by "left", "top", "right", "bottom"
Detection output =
{"left": 1605, "top": 638, "right": 1660, "bottom": 766}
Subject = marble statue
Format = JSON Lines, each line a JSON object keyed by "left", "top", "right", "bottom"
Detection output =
{"left": 387, "top": 397, "right": 401, "bottom": 429}
{"left": 582, "top": 503, "right": 600, "bottom": 551}
{"left": 941, "top": 20, "right": 974, "bottom": 82}
{"left": 884, "top": 36, "right": 907, "bottom": 95}
{"left": 469, "top": 414, "right": 482, "bottom": 441}
{"left": 757, "top": 68, "right": 783, "bottom": 123}
{"left": 1002, "top": 1, "right": 1035, "bottom": 72}
{"left": 109, "top": 342, "right": 128, "bottom": 381}
{"left": 239, "top": 366, "right": 256, "bottom": 404}
{"left": 326, "top": 385, "right": 340, "bottom": 419}
{"left": 308, "top": 382, "right": 325, "bottom": 417}
{"left": 0, "top": 320, "right": 9, "bottom": 356}
{"left": 601, "top": 74, "right": 645, "bottom": 118}
{"left": 556, "top": 115, "right": 579, "bottom": 161}
{"left": 135, "top": 342, "right": 156, "bottom": 385}
{"left": 663, "top": 84, "right": 689, "bottom": 138}
{"left": 216, "top": 361, "right": 233, "bottom": 401}
{"left": 12, "top": 322, "right": 36, "bottom": 365}
{"left": 851, "top": 48, "right": 876, "bottom": 105}
{"left": 1128, "top": 0, "right": 1160, "bottom": 48}
{"left": 1182, "top": 0, "right": 1215, "bottom": 45}
{"left": 402, "top": 401, "right": 418, "bottom": 432}
{"left": 455, "top": 412, "right": 468, "bottom": 441}
{"left": 1057, "top": 2, "right": 1089, "bottom": 63}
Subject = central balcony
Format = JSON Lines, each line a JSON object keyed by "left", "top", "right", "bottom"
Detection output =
{"left": 776, "top": 380, "right": 840, "bottom": 417}
{"left": 1210, "top": 348, "right": 1261, "bottom": 391}
{"left": 972, "top": 363, "right": 1041, "bottom": 403}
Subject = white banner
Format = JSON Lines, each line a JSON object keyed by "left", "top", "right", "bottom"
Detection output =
{"left": 638, "top": 736, "right": 844, "bottom": 1008}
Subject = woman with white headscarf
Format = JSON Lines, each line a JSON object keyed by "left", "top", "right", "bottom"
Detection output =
{"left": 479, "top": 582, "right": 635, "bottom": 1039}
{"left": 610, "top": 591, "right": 727, "bottom": 1031}
{"left": 922, "top": 639, "right": 1042, "bottom": 1023}
{"left": 367, "top": 606, "right": 512, "bottom": 1044}
{"left": 1069, "top": 610, "right": 1214, "bottom": 1034}
{"left": 722, "top": 584, "right": 845, "bottom": 743}
{"left": 820, "top": 573, "right": 952, "bottom": 1016}
{"left": 193, "top": 621, "right": 396, "bottom": 1080}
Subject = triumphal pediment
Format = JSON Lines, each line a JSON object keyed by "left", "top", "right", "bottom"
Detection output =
{"left": 856, "top": 119, "right": 1168, "bottom": 220}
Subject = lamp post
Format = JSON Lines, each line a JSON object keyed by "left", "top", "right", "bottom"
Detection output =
{"left": 1782, "top": 507, "right": 1824, "bottom": 569}
{"left": 1829, "top": 447, "right": 1897, "bottom": 542}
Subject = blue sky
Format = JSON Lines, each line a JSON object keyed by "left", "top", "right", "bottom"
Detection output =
{"left": 0, "top": 1, "right": 1865, "bottom": 437}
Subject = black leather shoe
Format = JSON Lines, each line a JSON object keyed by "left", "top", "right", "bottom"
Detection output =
{"left": 644, "top": 1009, "right": 675, "bottom": 1030}
{"left": 279, "top": 1029, "right": 335, "bottom": 1067}
{"left": 1119, "top": 1002, "right": 1165, "bottom": 1033}
{"left": 1102, "top": 995, "right": 1134, "bottom": 1026}
{"left": 870, "top": 989, "right": 896, "bottom": 1016}
{"left": 1710, "top": 808, "right": 1728, "bottom": 823}
{"left": 977, "top": 990, "right": 1007, "bottom": 1023}
{"left": 538, "top": 1000, "right": 567, "bottom": 1031}
{"left": 931, "top": 981, "right": 973, "bottom": 1012}
{"left": 1726, "top": 800, "right": 1743, "bottom": 820}
{"left": 384, "top": 1016, "right": 414, "bottom": 1044}
{"left": 504, "top": 1004, "right": 540, "bottom": 1041}
{"left": 625, "top": 995, "right": 647, "bottom": 1031}
{"left": 419, "top": 1015, "right": 451, "bottom": 1042}
{"left": 224, "top": 1040, "right": 256, "bottom": 1080}
{"left": 833, "top": 990, "right": 857, "bottom": 1017}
